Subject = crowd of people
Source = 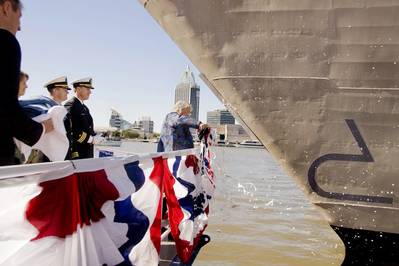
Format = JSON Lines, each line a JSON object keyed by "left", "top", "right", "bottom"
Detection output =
{"left": 0, "top": 0, "right": 209, "bottom": 167}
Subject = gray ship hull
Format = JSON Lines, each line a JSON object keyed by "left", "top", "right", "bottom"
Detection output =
{"left": 139, "top": 0, "right": 399, "bottom": 263}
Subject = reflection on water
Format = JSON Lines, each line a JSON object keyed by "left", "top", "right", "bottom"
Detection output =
{"left": 107, "top": 142, "right": 345, "bottom": 266}
{"left": 196, "top": 146, "right": 344, "bottom": 266}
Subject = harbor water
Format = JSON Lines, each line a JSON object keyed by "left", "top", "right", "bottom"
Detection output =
{"left": 105, "top": 141, "right": 345, "bottom": 266}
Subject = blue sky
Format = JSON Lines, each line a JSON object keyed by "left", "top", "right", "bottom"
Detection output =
{"left": 18, "top": 0, "right": 223, "bottom": 132}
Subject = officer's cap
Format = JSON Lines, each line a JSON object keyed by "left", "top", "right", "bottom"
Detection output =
{"left": 44, "top": 76, "right": 71, "bottom": 91}
{"left": 72, "top": 77, "right": 95, "bottom": 89}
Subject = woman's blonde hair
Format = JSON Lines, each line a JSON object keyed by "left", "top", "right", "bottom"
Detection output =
{"left": 173, "top": 100, "right": 191, "bottom": 114}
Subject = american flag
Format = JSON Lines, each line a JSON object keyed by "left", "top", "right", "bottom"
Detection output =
{"left": 0, "top": 142, "right": 215, "bottom": 265}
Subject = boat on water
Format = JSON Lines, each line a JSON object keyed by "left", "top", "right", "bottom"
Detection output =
{"left": 213, "top": 140, "right": 235, "bottom": 147}
{"left": 96, "top": 137, "right": 122, "bottom": 147}
{"left": 97, "top": 140, "right": 122, "bottom": 147}
{"left": 139, "top": 1, "right": 399, "bottom": 264}
{"left": 238, "top": 140, "right": 263, "bottom": 148}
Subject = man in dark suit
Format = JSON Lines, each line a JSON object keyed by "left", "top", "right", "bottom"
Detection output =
{"left": 0, "top": 0, "right": 53, "bottom": 166}
{"left": 64, "top": 77, "right": 102, "bottom": 159}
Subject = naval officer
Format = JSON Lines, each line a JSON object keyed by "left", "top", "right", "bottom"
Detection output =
{"left": 64, "top": 77, "right": 102, "bottom": 159}
{"left": 45, "top": 76, "right": 74, "bottom": 160}
{"left": 24, "top": 76, "right": 73, "bottom": 164}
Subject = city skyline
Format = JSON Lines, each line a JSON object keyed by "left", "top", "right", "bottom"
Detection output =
{"left": 207, "top": 109, "right": 236, "bottom": 126}
{"left": 18, "top": 0, "right": 224, "bottom": 132}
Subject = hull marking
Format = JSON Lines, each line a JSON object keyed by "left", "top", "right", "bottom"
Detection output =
{"left": 308, "top": 119, "right": 393, "bottom": 204}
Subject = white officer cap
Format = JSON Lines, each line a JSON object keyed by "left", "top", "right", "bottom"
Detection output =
{"left": 44, "top": 76, "right": 71, "bottom": 91}
{"left": 72, "top": 77, "right": 94, "bottom": 89}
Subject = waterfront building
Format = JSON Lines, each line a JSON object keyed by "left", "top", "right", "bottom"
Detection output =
{"left": 174, "top": 66, "right": 200, "bottom": 122}
{"left": 206, "top": 109, "right": 235, "bottom": 126}
{"left": 109, "top": 109, "right": 122, "bottom": 128}
{"left": 109, "top": 109, "right": 133, "bottom": 130}
{"left": 206, "top": 109, "right": 252, "bottom": 143}
{"left": 138, "top": 116, "right": 154, "bottom": 134}
{"left": 215, "top": 124, "right": 250, "bottom": 143}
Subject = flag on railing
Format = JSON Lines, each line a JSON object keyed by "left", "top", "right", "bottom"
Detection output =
{"left": 112, "top": 157, "right": 164, "bottom": 266}
{"left": 163, "top": 131, "right": 215, "bottom": 264}
{"left": 98, "top": 149, "right": 114, "bottom": 157}
{"left": 0, "top": 147, "right": 214, "bottom": 266}
{"left": 164, "top": 155, "right": 207, "bottom": 263}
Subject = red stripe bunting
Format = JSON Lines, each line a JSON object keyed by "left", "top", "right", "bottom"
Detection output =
{"left": 26, "top": 170, "right": 119, "bottom": 240}
{"left": 149, "top": 157, "right": 164, "bottom": 254}
{"left": 163, "top": 159, "right": 193, "bottom": 263}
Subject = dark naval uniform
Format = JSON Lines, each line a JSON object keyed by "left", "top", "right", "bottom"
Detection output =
{"left": 64, "top": 96, "right": 95, "bottom": 159}
{"left": 64, "top": 77, "right": 96, "bottom": 159}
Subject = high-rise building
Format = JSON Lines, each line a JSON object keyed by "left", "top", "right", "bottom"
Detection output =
{"left": 138, "top": 116, "right": 154, "bottom": 134}
{"left": 206, "top": 109, "right": 235, "bottom": 126}
{"left": 174, "top": 66, "right": 200, "bottom": 121}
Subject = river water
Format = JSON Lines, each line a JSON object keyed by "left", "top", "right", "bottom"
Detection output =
{"left": 104, "top": 142, "right": 345, "bottom": 266}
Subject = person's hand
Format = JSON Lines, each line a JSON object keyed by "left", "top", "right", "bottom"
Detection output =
{"left": 92, "top": 135, "right": 106, "bottom": 145}
{"left": 42, "top": 119, "right": 54, "bottom": 133}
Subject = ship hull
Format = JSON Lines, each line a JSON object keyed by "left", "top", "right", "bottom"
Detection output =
{"left": 138, "top": 0, "right": 399, "bottom": 260}
{"left": 332, "top": 226, "right": 399, "bottom": 266}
